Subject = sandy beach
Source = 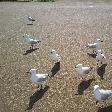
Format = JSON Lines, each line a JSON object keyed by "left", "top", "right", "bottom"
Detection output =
{"left": 0, "top": 1, "right": 112, "bottom": 112}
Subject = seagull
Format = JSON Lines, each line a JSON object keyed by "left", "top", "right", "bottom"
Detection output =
{"left": 86, "top": 39, "right": 103, "bottom": 53}
{"left": 93, "top": 85, "right": 112, "bottom": 107}
{"left": 23, "top": 34, "right": 41, "bottom": 49}
{"left": 50, "top": 49, "right": 60, "bottom": 62}
{"left": 30, "top": 69, "right": 49, "bottom": 89}
{"left": 75, "top": 64, "right": 93, "bottom": 80}
{"left": 27, "top": 16, "right": 35, "bottom": 24}
{"left": 96, "top": 50, "right": 106, "bottom": 65}
{"left": 28, "top": 16, "right": 35, "bottom": 21}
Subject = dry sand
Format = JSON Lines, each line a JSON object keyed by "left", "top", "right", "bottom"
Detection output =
{"left": 0, "top": 1, "right": 112, "bottom": 112}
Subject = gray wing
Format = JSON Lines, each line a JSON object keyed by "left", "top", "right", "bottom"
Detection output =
{"left": 88, "top": 44, "right": 97, "bottom": 48}
{"left": 30, "top": 40, "right": 37, "bottom": 44}
{"left": 100, "top": 90, "right": 112, "bottom": 100}
{"left": 37, "top": 77, "right": 47, "bottom": 82}
{"left": 82, "top": 67, "right": 91, "bottom": 74}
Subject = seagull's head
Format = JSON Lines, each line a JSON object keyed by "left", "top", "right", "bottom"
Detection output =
{"left": 94, "top": 85, "right": 100, "bottom": 91}
{"left": 97, "top": 39, "right": 103, "bottom": 42}
{"left": 23, "top": 33, "right": 28, "bottom": 37}
{"left": 97, "top": 49, "right": 102, "bottom": 54}
{"left": 30, "top": 69, "right": 37, "bottom": 75}
{"left": 50, "top": 49, "right": 56, "bottom": 54}
{"left": 75, "top": 64, "right": 83, "bottom": 68}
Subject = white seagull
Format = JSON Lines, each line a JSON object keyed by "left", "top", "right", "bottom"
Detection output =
{"left": 27, "top": 16, "right": 35, "bottom": 24}
{"left": 50, "top": 49, "right": 60, "bottom": 62}
{"left": 86, "top": 39, "right": 103, "bottom": 53}
{"left": 93, "top": 85, "right": 112, "bottom": 107}
{"left": 30, "top": 69, "right": 49, "bottom": 89}
{"left": 23, "top": 34, "right": 41, "bottom": 49}
{"left": 28, "top": 16, "right": 35, "bottom": 21}
{"left": 75, "top": 64, "right": 93, "bottom": 80}
{"left": 96, "top": 50, "right": 106, "bottom": 65}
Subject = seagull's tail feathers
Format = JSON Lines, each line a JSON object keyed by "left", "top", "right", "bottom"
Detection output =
{"left": 36, "top": 40, "right": 41, "bottom": 43}
{"left": 104, "top": 55, "right": 106, "bottom": 59}
{"left": 32, "top": 19, "right": 35, "bottom": 21}
{"left": 90, "top": 67, "right": 95, "bottom": 71}
{"left": 43, "top": 74, "right": 49, "bottom": 80}
{"left": 86, "top": 44, "right": 89, "bottom": 48}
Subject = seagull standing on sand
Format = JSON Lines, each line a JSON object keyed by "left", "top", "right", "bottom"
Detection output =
{"left": 86, "top": 39, "right": 103, "bottom": 53}
{"left": 30, "top": 69, "right": 49, "bottom": 89}
{"left": 93, "top": 85, "right": 112, "bottom": 107}
{"left": 28, "top": 16, "right": 35, "bottom": 24}
{"left": 50, "top": 49, "right": 60, "bottom": 62}
{"left": 75, "top": 64, "right": 93, "bottom": 80}
{"left": 23, "top": 34, "right": 41, "bottom": 49}
{"left": 96, "top": 50, "right": 106, "bottom": 65}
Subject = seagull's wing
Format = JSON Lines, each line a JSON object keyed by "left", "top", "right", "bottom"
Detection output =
{"left": 87, "top": 43, "right": 97, "bottom": 48}
{"left": 100, "top": 89, "right": 112, "bottom": 100}
{"left": 28, "top": 16, "right": 35, "bottom": 21}
{"left": 82, "top": 67, "right": 91, "bottom": 74}
{"left": 25, "top": 36, "right": 37, "bottom": 44}
{"left": 28, "top": 16, "right": 32, "bottom": 20}
{"left": 35, "top": 39, "right": 41, "bottom": 43}
{"left": 36, "top": 74, "right": 48, "bottom": 82}
{"left": 30, "top": 39, "right": 37, "bottom": 44}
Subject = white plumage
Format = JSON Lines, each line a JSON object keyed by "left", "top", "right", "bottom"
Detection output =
{"left": 30, "top": 69, "right": 48, "bottom": 89}
{"left": 75, "top": 64, "right": 93, "bottom": 80}
{"left": 96, "top": 50, "right": 106, "bottom": 65}
{"left": 50, "top": 49, "right": 60, "bottom": 62}
{"left": 28, "top": 16, "right": 35, "bottom": 21}
{"left": 23, "top": 34, "right": 41, "bottom": 49}
{"left": 93, "top": 85, "right": 112, "bottom": 105}
{"left": 87, "top": 39, "right": 103, "bottom": 53}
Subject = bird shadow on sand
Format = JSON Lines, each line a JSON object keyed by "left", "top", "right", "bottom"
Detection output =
{"left": 27, "top": 23, "right": 33, "bottom": 25}
{"left": 26, "top": 86, "right": 49, "bottom": 111}
{"left": 97, "top": 64, "right": 107, "bottom": 80}
{"left": 97, "top": 105, "right": 112, "bottom": 112}
{"left": 87, "top": 53, "right": 96, "bottom": 58}
{"left": 75, "top": 78, "right": 95, "bottom": 95}
{"left": 23, "top": 48, "right": 38, "bottom": 55}
{"left": 51, "top": 62, "right": 60, "bottom": 77}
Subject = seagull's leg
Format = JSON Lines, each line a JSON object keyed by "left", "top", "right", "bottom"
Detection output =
{"left": 93, "top": 50, "right": 94, "bottom": 53}
{"left": 96, "top": 100, "right": 101, "bottom": 107}
{"left": 81, "top": 76, "right": 86, "bottom": 81}
{"left": 98, "top": 101, "right": 105, "bottom": 108}
{"left": 40, "top": 84, "right": 43, "bottom": 90}
{"left": 31, "top": 44, "right": 33, "bottom": 49}
{"left": 30, "top": 46, "right": 31, "bottom": 49}
{"left": 37, "top": 84, "right": 39, "bottom": 88}
{"left": 96, "top": 100, "right": 98, "bottom": 105}
{"left": 101, "top": 101, "right": 105, "bottom": 108}
{"left": 101, "top": 61, "right": 102, "bottom": 65}
{"left": 97, "top": 60, "right": 99, "bottom": 66}
{"left": 83, "top": 77, "right": 86, "bottom": 81}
